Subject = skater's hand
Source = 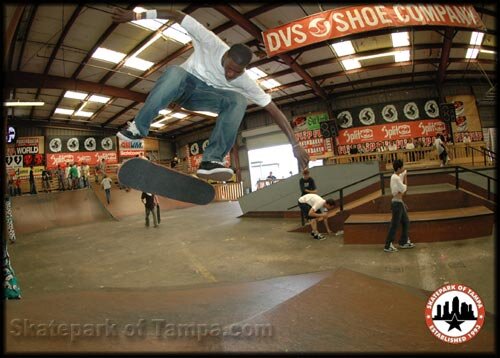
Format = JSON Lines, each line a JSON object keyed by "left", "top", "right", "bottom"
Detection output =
{"left": 112, "top": 7, "right": 136, "bottom": 23}
{"left": 293, "top": 145, "right": 309, "bottom": 171}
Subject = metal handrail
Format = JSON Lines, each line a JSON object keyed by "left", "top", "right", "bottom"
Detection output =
{"left": 289, "top": 165, "right": 496, "bottom": 215}
{"left": 468, "top": 145, "right": 496, "bottom": 166}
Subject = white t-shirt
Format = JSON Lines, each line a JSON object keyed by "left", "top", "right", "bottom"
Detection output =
{"left": 390, "top": 171, "right": 407, "bottom": 197}
{"left": 179, "top": 15, "right": 271, "bottom": 107}
{"left": 434, "top": 137, "right": 445, "bottom": 154}
{"left": 405, "top": 142, "right": 415, "bottom": 150}
{"left": 101, "top": 177, "right": 112, "bottom": 190}
{"left": 298, "top": 193, "right": 325, "bottom": 211}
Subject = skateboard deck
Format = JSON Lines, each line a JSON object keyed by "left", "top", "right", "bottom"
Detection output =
{"left": 117, "top": 158, "right": 215, "bottom": 205}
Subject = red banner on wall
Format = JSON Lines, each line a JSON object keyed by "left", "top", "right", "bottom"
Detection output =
{"left": 337, "top": 119, "right": 447, "bottom": 145}
{"left": 46, "top": 151, "right": 118, "bottom": 169}
{"left": 294, "top": 129, "right": 334, "bottom": 159}
{"left": 263, "top": 4, "right": 485, "bottom": 56}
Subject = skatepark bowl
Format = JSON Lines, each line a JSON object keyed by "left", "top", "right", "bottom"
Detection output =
{"left": 5, "top": 182, "right": 496, "bottom": 353}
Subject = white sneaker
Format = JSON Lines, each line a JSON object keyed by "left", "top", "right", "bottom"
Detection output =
{"left": 335, "top": 230, "right": 344, "bottom": 236}
{"left": 117, "top": 121, "right": 143, "bottom": 141}
{"left": 384, "top": 243, "right": 398, "bottom": 252}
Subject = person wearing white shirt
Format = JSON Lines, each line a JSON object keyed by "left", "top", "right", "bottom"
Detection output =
{"left": 298, "top": 193, "right": 336, "bottom": 241}
{"left": 112, "top": 7, "right": 309, "bottom": 182}
{"left": 384, "top": 159, "right": 415, "bottom": 252}
{"left": 434, "top": 134, "right": 448, "bottom": 167}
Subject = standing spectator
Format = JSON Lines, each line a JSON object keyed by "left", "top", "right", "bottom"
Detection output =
{"left": 297, "top": 193, "right": 336, "bottom": 240}
{"left": 56, "top": 164, "right": 65, "bottom": 191}
{"left": 8, "top": 175, "right": 16, "bottom": 197}
{"left": 69, "top": 164, "right": 79, "bottom": 189}
{"left": 29, "top": 166, "right": 37, "bottom": 194}
{"left": 64, "top": 162, "right": 72, "bottom": 190}
{"left": 101, "top": 174, "right": 113, "bottom": 204}
{"left": 41, "top": 168, "right": 51, "bottom": 193}
{"left": 81, "top": 161, "right": 90, "bottom": 188}
{"left": 299, "top": 169, "right": 317, "bottom": 196}
{"left": 99, "top": 158, "right": 107, "bottom": 182}
{"left": 266, "top": 171, "right": 277, "bottom": 184}
{"left": 434, "top": 134, "right": 449, "bottom": 167}
{"left": 141, "top": 192, "right": 159, "bottom": 228}
{"left": 405, "top": 138, "right": 416, "bottom": 162}
{"left": 388, "top": 141, "right": 398, "bottom": 163}
{"left": 14, "top": 173, "right": 21, "bottom": 196}
{"left": 462, "top": 133, "right": 472, "bottom": 157}
{"left": 76, "top": 162, "right": 83, "bottom": 188}
{"left": 384, "top": 159, "right": 415, "bottom": 252}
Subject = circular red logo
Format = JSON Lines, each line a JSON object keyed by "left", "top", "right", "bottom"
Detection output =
{"left": 425, "top": 284, "right": 485, "bottom": 344}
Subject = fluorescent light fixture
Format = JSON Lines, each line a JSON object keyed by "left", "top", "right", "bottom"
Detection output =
{"left": 131, "top": 33, "right": 162, "bottom": 57}
{"left": 193, "top": 110, "right": 218, "bottom": 117}
{"left": 170, "top": 112, "right": 188, "bottom": 119}
{"left": 74, "top": 110, "right": 93, "bottom": 117}
{"left": 465, "top": 48, "right": 479, "bottom": 59}
{"left": 4, "top": 101, "right": 45, "bottom": 107}
{"left": 54, "top": 108, "right": 74, "bottom": 115}
{"left": 394, "top": 50, "right": 410, "bottom": 62}
{"left": 92, "top": 47, "right": 126, "bottom": 64}
{"left": 332, "top": 41, "right": 356, "bottom": 56}
{"left": 246, "top": 67, "right": 267, "bottom": 80}
{"left": 479, "top": 49, "right": 496, "bottom": 54}
{"left": 342, "top": 59, "right": 361, "bottom": 70}
{"left": 391, "top": 32, "right": 409, "bottom": 47}
{"left": 163, "top": 23, "right": 191, "bottom": 44}
{"left": 88, "top": 95, "right": 110, "bottom": 103}
{"left": 159, "top": 109, "right": 172, "bottom": 116}
{"left": 470, "top": 31, "right": 484, "bottom": 46}
{"left": 64, "top": 90, "right": 88, "bottom": 100}
{"left": 150, "top": 121, "right": 167, "bottom": 128}
{"left": 260, "top": 79, "right": 281, "bottom": 89}
{"left": 124, "top": 57, "right": 154, "bottom": 71}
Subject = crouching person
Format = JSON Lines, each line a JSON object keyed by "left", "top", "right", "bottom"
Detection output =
{"left": 298, "top": 193, "right": 336, "bottom": 241}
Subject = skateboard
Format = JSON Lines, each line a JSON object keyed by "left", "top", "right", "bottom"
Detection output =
{"left": 117, "top": 158, "right": 215, "bottom": 205}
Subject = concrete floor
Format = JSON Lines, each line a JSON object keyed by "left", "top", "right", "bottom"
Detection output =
{"left": 9, "top": 200, "right": 496, "bottom": 314}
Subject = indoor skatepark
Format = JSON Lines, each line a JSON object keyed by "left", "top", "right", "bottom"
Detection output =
{"left": 4, "top": 2, "right": 497, "bottom": 354}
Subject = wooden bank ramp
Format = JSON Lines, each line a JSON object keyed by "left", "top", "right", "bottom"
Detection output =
{"left": 11, "top": 189, "right": 114, "bottom": 235}
{"left": 5, "top": 269, "right": 494, "bottom": 353}
{"left": 90, "top": 183, "right": 194, "bottom": 219}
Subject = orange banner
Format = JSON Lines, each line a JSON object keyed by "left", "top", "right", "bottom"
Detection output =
{"left": 263, "top": 4, "right": 485, "bottom": 57}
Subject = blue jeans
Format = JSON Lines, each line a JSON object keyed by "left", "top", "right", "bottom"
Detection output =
{"left": 104, "top": 189, "right": 111, "bottom": 204}
{"left": 134, "top": 65, "right": 248, "bottom": 162}
{"left": 384, "top": 201, "right": 410, "bottom": 248}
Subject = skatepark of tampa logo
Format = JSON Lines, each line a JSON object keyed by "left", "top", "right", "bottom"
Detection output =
{"left": 425, "top": 284, "right": 485, "bottom": 344}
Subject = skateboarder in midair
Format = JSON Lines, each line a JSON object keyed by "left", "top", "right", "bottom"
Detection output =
{"left": 112, "top": 7, "right": 309, "bottom": 181}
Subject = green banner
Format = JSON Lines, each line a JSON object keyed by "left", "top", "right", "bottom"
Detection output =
{"left": 306, "top": 112, "right": 329, "bottom": 130}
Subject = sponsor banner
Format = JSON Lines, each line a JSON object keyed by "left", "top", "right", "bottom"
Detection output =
{"left": 263, "top": 4, "right": 485, "bottom": 56}
{"left": 7, "top": 166, "right": 44, "bottom": 178}
{"left": 291, "top": 112, "right": 329, "bottom": 131}
{"left": 337, "top": 119, "right": 447, "bottom": 146}
{"left": 47, "top": 136, "right": 115, "bottom": 153}
{"left": 9, "top": 136, "right": 45, "bottom": 155}
{"left": 46, "top": 151, "right": 118, "bottom": 169}
{"left": 335, "top": 98, "right": 441, "bottom": 129}
{"left": 445, "top": 95, "right": 482, "bottom": 142}
{"left": 118, "top": 138, "right": 144, "bottom": 157}
{"left": 5, "top": 155, "right": 23, "bottom": 169}
{"left": 294, "top": 130, "right": 334, "bottom": 159}
{"left": 189, "top": 139, "right": 210, "bottom": 156}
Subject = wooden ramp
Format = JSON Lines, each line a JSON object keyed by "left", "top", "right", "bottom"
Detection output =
{"left": 6, "top": 268, "right": 494, "bottom": 353}
{"left": 221, "top": 268, "right": 494, "bottom": 352}
{"left": 344, "top": 206, "right": 494, "bottom": 244}
{"left": 11, "top": 189, "right": 114, "bottom": 235}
